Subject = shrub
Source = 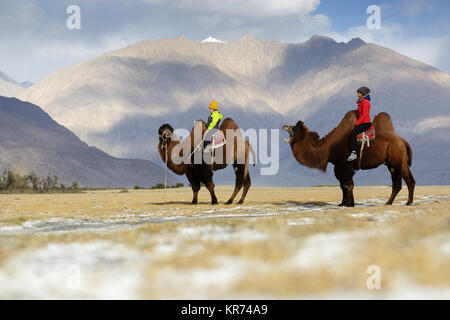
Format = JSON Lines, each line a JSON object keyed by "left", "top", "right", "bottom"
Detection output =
{"left": 0, "top": 170, "right": 82, "bottom": 194}
{"left": 27, "top": 172, "right": 40, "bottom": 191}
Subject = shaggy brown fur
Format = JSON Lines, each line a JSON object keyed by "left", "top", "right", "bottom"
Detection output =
{"left": 283, "top": 110, "right": 415, "bottom": 206}
{"left": 158, "top": 118, "right": 255, "bottom": 204}
{"left": 158, "top": 122, "right": 217, "bottom": 204}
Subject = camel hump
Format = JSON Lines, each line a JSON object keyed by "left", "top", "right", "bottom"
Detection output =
{"left": 373, "top": 112, "right": 395, "bottom": 132}
{"left": 334, "top": 110, "right": 358, "bottom": 133}
{"left": 344, "top": 110, "right": 358, "bottom": 121}
{"left": 338, "top": 110, "right": 358, "bottom": 128}
{"left": 375, "top": 112, "right": 392, "bottom": 121}
{"left": 220, "top": 117, "right": 240, "bottom": 131}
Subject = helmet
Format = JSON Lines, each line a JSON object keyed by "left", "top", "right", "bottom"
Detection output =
{"left": 209, "top": 101, "right": 218, "bottom": 110}
{"left": 357, "top": 87, "right": 370, "bottom": 96}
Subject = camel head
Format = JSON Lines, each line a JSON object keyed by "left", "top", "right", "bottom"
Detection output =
{"left": 282, "top": 121, "right": 308, "bottom": 144}
{"left": 158, "top": 123, "right": 174, "bottom": 145}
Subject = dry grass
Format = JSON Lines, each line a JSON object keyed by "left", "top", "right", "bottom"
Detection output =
{"left": 0, "top": 185, "right": 449, "bottom": 298}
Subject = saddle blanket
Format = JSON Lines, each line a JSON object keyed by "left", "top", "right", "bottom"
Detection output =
{"left": 204, "top": 130, "right": 226, "bottom": 149}
{"left": 356, "top": 126, "right": 375, "bottom": 145}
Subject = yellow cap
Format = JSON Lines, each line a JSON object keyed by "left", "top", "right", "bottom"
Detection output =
{"left": 208, "top": 101, "right": 218, "bottom": 110}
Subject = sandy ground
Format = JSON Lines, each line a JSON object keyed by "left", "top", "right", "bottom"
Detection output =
{"left": 0, "top": 185, "right": 449, "bottom": 299}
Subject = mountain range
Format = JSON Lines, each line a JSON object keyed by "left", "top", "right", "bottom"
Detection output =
{"left": 0, "top": 96, "right": 177, "bottom": 188}
{"left": 9, "top": 35, "right": 450, "bottom": 186}
{"left": 0, "top": 71, "right": 31, "bottom": 98}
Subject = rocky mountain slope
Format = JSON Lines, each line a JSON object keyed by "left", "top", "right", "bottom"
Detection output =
{"left": 0, "top": 71, "right": 29, "bottom": 97}
{"left": 18, "top": 35, "right": 450, "bottom": 186}
{"left": 0, "top": 96, "right": 177, "bottom": 188}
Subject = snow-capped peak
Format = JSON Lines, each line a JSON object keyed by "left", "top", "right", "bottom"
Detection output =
{"left": 201, "top": 36, "right": 226, "bottom": 44}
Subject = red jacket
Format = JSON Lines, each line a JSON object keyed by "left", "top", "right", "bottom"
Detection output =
{"left": 356, "top": 98, "right": 371, "bottom": 125}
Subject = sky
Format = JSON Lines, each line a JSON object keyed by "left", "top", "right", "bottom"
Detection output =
{"left": 0, "top": 0, "right": 449, "bottom": 83}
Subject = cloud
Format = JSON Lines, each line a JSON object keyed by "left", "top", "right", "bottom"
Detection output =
{"left": 402, "top": 0, "right": 433, "bottom": 16}
{"left": 0, "top": 0, "right": 448, "bottom": 83}
{"left": 0, "top": 0, "right": 156, "bottom": 82}
{"left": 413, "top": 117, "right": 450, "bottom": 134}
{"left": 0, "top": 0, "right": 331, "bottom": 82}
{"left": 143, "top": 0, "right": 321, "bottom": 18}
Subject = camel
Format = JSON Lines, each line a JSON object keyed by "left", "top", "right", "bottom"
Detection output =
{"left": 283, "top": 110, "right": 415, "bottom": 206}
{"left": 158, "top": 118, "right": 255, "bottom": 205}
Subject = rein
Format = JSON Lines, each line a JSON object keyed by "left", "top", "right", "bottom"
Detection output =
{"left": 164, "top": 142, "right": 168, "bottom": 190}
{"left": 358, "top": 133, "right": 370, "bottom": 168}
{"left": 159, "top": 129, "right": 171, "bottom": 190}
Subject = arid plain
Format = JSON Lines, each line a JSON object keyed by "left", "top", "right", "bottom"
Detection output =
{"left": 0, "top": 185, "right": 449, "bottom": 299}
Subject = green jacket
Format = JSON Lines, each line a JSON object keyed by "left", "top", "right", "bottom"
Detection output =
{"left": 206, "top": 110, "right": 223, "bottom": 130}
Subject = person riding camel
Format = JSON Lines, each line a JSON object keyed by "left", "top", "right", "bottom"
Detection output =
{"left": 347, "top": 87, "right": 372, "bottom": 162}
{"left": 204, "top": 101, "right": 223, "bottom": 152}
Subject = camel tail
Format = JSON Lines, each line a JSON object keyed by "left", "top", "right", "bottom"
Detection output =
{"left": 403, "top": 139, "right": 413, "bottom": 167}
{"left": 248, "top": 141, "right": 256, "bottom": 167}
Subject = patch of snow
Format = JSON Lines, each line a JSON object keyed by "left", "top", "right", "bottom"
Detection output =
{"left": 0, "top": 225, "right": 24, "bottom": 232}
{"left": 284, "top": 202, "right": 337, "bottom": 209}
{"left": 423, "top": 234, "right": 450, "bottom": 257}
{"left": 0, "top": 217, "right": 147, "bottom": 234}
{"left": 383, "top": 210, "right": 399, "bottom": 214}
{"left": 346, "top": 212, "right": 372, "bottom": 217}
{"left": 151, "top": 242, "right": 179, "bottom": 256}
{"left": 358, "top": 198, "right": 387, "bottom": 207}
{"left": 292, "top": 231, "right": 370, "bottom": 270}
{"left": 0, "top": 242, "right": 145, "bottom": 299}
{"left": 287, "top": 217, "right": 315, "bottom": 226}
{"left": 201, "top": 36, "right": 227, "bottom": 44}
{"left": 152, "top": 257, "right": 244, "bottom": 299}
{"left": 0, "top": 213, "right": 187, "bottom": 235}
{"left": 379, "top": 276, "right": 450, "bottom": 299}
{"left": 311, "top": 278, "right": 450, "bottom": 299}
{"left": 176, "top": 225, "right": 267, "bottom": 243}
{"left": 346, "top": 212, "right": 391, "bottom": 224}
{"left": 2, "top": 194, "right": 448, "bottom": 236}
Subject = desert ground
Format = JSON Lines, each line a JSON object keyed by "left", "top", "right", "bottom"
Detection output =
{"left": 0, "top": 185, "right": 449, "bottom": 299}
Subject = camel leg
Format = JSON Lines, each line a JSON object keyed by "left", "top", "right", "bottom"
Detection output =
{"left": 204, "top": 180, "right": 218, "bottom": 205}
{"left": 402, "top": 167, "right": 415, "bottom": 205}
{"left": 385, "top": 167, "right": 402, "bottom": 205}
{"left": 186, "top": 169, "right": 200, "bottom": 205}
{"left": 237, "top": 170, "right": 251, "bottom": 204}
{"left": 334, "top": 166, "right": 348, "bottom": 206}
{"left": 236, "top": 143, "right": 252, "bottom": 204}
{"left": 334, "top": 165, "right": 355, "bottom": 206}
{"left": 345, "top": 179, "right": 355, "bottom": 207}
{"left": 338, "top": 181, "right": 348, "bottom": 206}
{"left": 226, "top": 164, "right": 244, "bottom": 205}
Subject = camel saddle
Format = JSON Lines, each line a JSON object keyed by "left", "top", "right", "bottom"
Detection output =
{"left": 204, "top": 130, "right": 226, "bottom": 150}
{"left": 356, "top": 126, "right": 375, "bottom": 147}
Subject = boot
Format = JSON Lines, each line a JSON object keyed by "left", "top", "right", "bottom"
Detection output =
{"left": 346, "top": 151, "right": 357, "bottom": 161}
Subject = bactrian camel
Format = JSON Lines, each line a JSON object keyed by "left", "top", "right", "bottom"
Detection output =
{"left": 283, "top": 111, "right": 415, "bottom": 206}
{"left": 158, "top": 118, "right": 255, "bottom": 204}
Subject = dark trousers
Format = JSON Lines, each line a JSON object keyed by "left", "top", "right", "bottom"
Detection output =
{"left": 349, "top": 122, "right": 372, "bottom": 152}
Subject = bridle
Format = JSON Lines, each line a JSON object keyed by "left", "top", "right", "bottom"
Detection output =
{"left": 159, "top": 128, "right": 172, "bottom": 191}
{"left": 159, "top": 128, "right": 172, "bottom": 150}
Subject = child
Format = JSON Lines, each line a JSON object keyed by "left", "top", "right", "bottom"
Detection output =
{"left": 206, "top": 101, "right": 223, "bottom": 130}
{"left": 347, "top": 87, "right": 372, "bottom": 161}
{"left": 204, "top": 101, "right": 223, "bottom": 152}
